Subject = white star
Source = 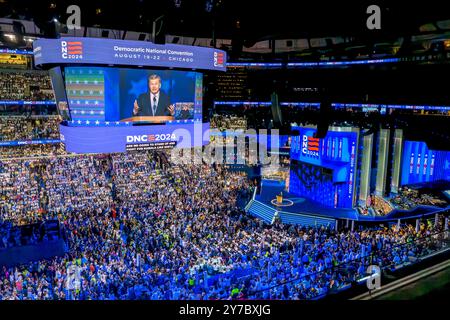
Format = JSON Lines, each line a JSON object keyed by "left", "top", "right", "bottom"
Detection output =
{"left": 77, "top": 120, "right": 81, "bottom": 124}
{"left": 95, "top": 120, "right": 100, "bottom": 125}
{"left": 105, "top": 122, "right": 110, "bottom": 125}
{"left": 86, "top": 120, "right": 90, "bottom": 124}
{"left": 90, "top": 110, "right": 94, "bottom": 114}
{"left": 81, "top": 110, "right": 85, "bottom": 114}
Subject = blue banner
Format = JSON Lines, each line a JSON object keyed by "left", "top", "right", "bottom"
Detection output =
{"left": 0, "top": 139, "right": 60, "bottom": 147}
{"left": 60, "top": 122, "right": 210, "bottom": 154}
{"left": 33, "top": 37, "right": 226, "bottom": 72}
{"left": 0, "top": 48, "right": 32, "bottom": 55}
{"left": 0, "top": 100, "right": 56, "bottom": 105}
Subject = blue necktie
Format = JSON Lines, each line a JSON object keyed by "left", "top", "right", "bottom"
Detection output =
{"left": 152, "top": 96, "right": 157, "bottom": 116}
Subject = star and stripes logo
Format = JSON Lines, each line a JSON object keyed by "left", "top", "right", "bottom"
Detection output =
{"left": 302, "top": 135, "right": 320, "bottom": 157}
{"left": 214, "top": 51, "right": 224, "bottom": 67}
{"left": 61, "top": 40, "right": 83, "bottom": 59}
{"left": 306, "top": 136, "right": 320, "bottom": 152}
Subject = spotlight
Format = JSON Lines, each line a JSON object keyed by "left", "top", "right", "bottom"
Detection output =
{"left": 205, "top": 0, "right": 214, "bottom": 12}
{"left": 4, "top": 33, "right": 17, "bottom": 42}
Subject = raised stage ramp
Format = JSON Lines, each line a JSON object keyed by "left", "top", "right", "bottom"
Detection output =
{"left": 278, "top": 210, "right": 336, "bottom": 228}
{"left": 245, "top": 180, "right": 337, "bottom": 227}
{"left": 246, "top": 200, "right": 276, "bottom": 224}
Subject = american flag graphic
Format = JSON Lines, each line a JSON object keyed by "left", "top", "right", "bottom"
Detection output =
{"left": 67, "top": 41, "right": 83, "bottom": 55}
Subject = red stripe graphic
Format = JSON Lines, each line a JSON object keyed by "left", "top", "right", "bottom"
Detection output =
{"left": 308, "top": 147, "right": 319, "bottom": 151}
{"left": 68, "top": 46, "right": 82, "bottom": 50}
{"left": 68, "top": 51, "right": 82, "bottom": 54}
{"left": 67, "top": 42, "right": 82, "bottom": 45}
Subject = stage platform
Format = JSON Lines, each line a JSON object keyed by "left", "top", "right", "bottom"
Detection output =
{"left": 245, "top": 179, "right": 450, "bottom": 225}
{"left": 256, "top": 179, "right": 359, "bottom": 220}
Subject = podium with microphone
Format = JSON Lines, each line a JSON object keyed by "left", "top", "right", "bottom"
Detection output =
{"left": 120, "top": 116, "right": 174, "bottom": 123}
{"left": 271, "top": 191, "right": 294, "bottom": 207}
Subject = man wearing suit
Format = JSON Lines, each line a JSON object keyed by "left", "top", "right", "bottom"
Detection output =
{"left": 133, "top": 74, "right": 174, "bottom": 117}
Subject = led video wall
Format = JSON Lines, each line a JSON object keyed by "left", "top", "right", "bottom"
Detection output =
{"left": 290, "top": 127, "right": 358, "bottom": 208}
{"left": 64, "top": 66, "right": 203, "bottom": 123}
{"left": 401, "top": 141, "right": 450, "bottom": 185}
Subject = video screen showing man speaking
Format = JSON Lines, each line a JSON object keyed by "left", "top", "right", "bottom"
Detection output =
{"left": 63, "top": 66, "right": 202, "bottom": 124}
{"left": 132, "top": 74, "right": 175, "bottom": 117}
{"left": 118, "top": 68, "right": 200, "bottom": 122}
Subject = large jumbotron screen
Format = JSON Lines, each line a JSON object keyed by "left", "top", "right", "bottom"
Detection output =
{"left": 64, "top": 66, "right": 203, "bottom": 123}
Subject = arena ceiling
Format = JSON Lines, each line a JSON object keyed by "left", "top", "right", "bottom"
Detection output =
{"left": 1, "top": 0, "right": 450, "bottom": 41}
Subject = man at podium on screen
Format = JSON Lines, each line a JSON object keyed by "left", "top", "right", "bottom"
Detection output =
{"left": 132, "top": 74, "right": 175, "bottom": 117}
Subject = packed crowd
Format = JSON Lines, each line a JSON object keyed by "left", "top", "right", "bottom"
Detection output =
{"left": 0, "top": 116, "right": 61, "bottom": 141}
{"left": 0, "top": 151, "right": 448, "bottom": 300}
{"left": 390, "top": 186, "right": 448, "bottom": 210}
{"left": 239, "top": 219, "right": 448, "bottom": 299}
{"left": 0, "top": 160, "right": 42, "bottom": 225}
{"left": 0, "top": 71, "right": 55, "bottom": 101}
{"left": 368, "top": 194, "right": 394, "bottom": 216}
{"left": 0, "top": 144, "right": 65, "bottom": 159}
{"left": 0, "top": 104, "right": 58, "bottom": 117}
{"left": 211, "top": 114, "right": 247, "bottom": 131}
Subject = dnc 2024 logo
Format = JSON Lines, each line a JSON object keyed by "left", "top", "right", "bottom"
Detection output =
{"left": 302, "top": 135, "right": 320, "bottom": 157}
{"left": 213, "top": 51, "right": 224, "bottom": 67}
{"left": 61, "top": 41, "right": 83, "bottom": 59}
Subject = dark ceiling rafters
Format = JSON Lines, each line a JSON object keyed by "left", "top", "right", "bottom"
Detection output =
{"left": 0, "top": 1, "right": 449, "bottom": 41}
